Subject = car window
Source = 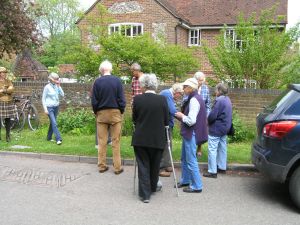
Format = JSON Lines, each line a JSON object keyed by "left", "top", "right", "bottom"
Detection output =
{"left": 265, "top": 90, "right": 292, "bottom": 112}
{"left": 284, "top": 94, "right": 300, "bottom": 115}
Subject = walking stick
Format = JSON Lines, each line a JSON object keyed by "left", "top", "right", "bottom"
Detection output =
{"left": 133, "top": 156, "right": 137, "bottom": 194}
{"left": 133, "top": 124, "right": 137, "bottom": 194}
{"left": 165, "top": 126, "right": 179, "bottom": 197}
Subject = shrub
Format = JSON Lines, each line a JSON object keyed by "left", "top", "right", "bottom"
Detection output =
{"left": 122, "top": 113, "right": 134, "bottom": 136}
{"left": 172, "top": 125, "right": 181, "bottom": 140}
{"left": 228, "top": 111, "right": 255, "bottom": 143}
{"left": 57, "top": 108, "right": 96, "bottom": 135}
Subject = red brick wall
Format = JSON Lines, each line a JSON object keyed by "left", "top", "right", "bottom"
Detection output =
{"left": 78, "top": 0, "right": 179, "bottom": 44}
{"left": 12, "top": 82, "right": 281, "bottom": 126}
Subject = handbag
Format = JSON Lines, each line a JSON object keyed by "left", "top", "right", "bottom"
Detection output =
{"left": 227, "top": 123, "right": 235, "bottom": 136}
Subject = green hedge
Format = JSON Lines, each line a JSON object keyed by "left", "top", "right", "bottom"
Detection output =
{"left": 56, "top": 107, "right": 255, "bottom": 142}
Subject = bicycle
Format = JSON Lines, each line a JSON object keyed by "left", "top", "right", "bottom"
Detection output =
{"left": 1, "top": 94, "right": 40, "bottom": 131}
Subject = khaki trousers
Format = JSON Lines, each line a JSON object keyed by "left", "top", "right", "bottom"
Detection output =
{"left": 96, "top": 109, "right": 122, "bottom": 172}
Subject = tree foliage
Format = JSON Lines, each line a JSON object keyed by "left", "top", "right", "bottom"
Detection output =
{"left": 203, "top": 8, "right": 299, "bottom": 89}
{"left": 35, "top": 31, "right": 81, "bottom": 67}
{"left": 0, "top": 0, "right": 40, "bottom": 57}
{"left": 35, "top": 0, "right": 81, "bottom": 37}
{"left": 99, "top": 34, "right": 199, "bottom": 81}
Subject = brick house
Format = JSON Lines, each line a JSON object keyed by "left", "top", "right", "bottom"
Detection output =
{"left": 76, "top": 0, "right": 287, "bottom": 77}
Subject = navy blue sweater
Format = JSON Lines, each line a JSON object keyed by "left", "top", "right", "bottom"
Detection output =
{"left": 208, "top": 95, "right": 232, "bottom": 137}
{"left": 91, "top": 75, "right": 126, "bottom": 114}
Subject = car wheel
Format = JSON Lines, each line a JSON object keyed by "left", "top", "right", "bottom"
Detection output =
{"left": 289, "top": 166, "right": 300, "bottom": 209}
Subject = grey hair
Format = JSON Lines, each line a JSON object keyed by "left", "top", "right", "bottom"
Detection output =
{"left": 99, "top": 60, "right": 113, "bottom": 74}
{"left": 130, "top": 63, "right": 141, "bottom": 71}
{"left": 171, "top": 83, "right": 183, "bottom": 93}
{"left": 139, "top": 73, "right": 158, "bottom": 90}
{"left": 194, "top": 71, "right": 206, "bottom": 81}
{"left": 216, "top": 83, "right": 229, "bottom": 96}
{"left": 48, "top": 72, "right": 59, "bottom": 80}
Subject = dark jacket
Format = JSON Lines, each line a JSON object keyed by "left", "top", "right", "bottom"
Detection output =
{"left": 91, "top": 75, "right": 126, "bottom": 114}
{"left": 181, "top": 91, "right": 208, "bottom": 145}
{"left": 131, "top": 92, "right": 169, "bottom": 150}
{"left": 208, "top": 95, "right": 232, "bottom": 137}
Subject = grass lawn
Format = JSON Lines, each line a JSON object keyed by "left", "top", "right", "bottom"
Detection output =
{"left": 0, "top": 127, "right": 252, "bottom": 164}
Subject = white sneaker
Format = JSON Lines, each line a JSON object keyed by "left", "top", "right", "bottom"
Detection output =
{"left": 57, "top": 140, "right": 62, "bottom": 145}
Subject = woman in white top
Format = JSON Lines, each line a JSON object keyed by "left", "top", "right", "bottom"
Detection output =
{"left": 42, "top": 72, "right": 64, "bottom": 145}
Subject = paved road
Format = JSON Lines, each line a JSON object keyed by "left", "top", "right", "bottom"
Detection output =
{"left": 0, "top": 155, "right": 299, "bottom": 225}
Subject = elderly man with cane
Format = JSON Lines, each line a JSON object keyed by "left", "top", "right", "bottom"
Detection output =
{"left": 175, "top": 78, "right": 208, "bottom": 193}
{"left": 159, "top": 83, "right": 183, "bottom": 177}
{"left": 132, "top": 73, "right": 169, "bottom": 203}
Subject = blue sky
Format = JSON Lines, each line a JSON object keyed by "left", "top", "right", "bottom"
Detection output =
{"left": 79, "top": 0, "right": 300, "bottom": 29}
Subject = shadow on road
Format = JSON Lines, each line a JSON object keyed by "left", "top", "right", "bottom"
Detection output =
{"left": 246, "top": 175, "right": 299, "bottom": 213}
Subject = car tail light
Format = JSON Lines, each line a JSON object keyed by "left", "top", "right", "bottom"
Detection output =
{"left": 263, "top": 121, "right": 298, "bottom": 139}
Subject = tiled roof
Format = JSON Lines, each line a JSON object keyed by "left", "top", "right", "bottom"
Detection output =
{"left": 158, "top": 0, "right": 288, "bottom": 26}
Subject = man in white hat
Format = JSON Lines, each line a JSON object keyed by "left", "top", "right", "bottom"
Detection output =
{"left": 175, "top": 78, "right": 208, "bottom": 193}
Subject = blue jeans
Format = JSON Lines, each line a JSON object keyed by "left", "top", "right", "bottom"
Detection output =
{"left": 207, "top": 135, "right": 227, "bottom": 174}
{"left": 47, "top": 106, "right": 62, "bottom": 142}
{"left": 180, "top": 135, "right": 203, "bottom": 190}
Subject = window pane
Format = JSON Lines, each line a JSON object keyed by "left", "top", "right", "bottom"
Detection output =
{"left": 121, "top": 25, "right": 126, "bottom": 35}
{"left": 191, "top": 30, "right": 195, "bottom": 38}
{"left": 133, "top": 26, "right": 137, "bottom": 36}
{"left": 110, "top": 27, "right": 114, "bottom": 34}
{"left": 285, "top": 97, "right": 300, "bottom": 115}
{"left": 138, "top": 26, "right": 142, "bottom": 34}
{"left": 126, "top": 26, "right": 131, "bottom": 36}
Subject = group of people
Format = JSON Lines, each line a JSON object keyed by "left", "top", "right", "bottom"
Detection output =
{"left": 91, "top": 60, "right": 233, "bottom": 203}
{"left": 1, "top": 61, "right": 232, "bottom": 204}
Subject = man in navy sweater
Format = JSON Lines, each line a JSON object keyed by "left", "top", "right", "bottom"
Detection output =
{"left": 159, "top": 83, "right": 183, "bottom": 177}
{"left": 92, "top": 60, "right": 126, "bottom": 175}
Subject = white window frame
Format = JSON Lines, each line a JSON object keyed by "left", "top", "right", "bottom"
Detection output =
{"left": 108, "top": 23, "right": 144, "bottom": 37}
{"left": 188, "top": 29, "right": 201, "bottom": 46}
{"left": 224, "top": 29, "right": 245, "bottom": 51}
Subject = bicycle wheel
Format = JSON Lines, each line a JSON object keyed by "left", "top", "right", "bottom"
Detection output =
{"left": 27, "top": 105, "right": 39, "bottom": 131}
{"left": 11, "top": 110, "right": 25, "bottom": 131}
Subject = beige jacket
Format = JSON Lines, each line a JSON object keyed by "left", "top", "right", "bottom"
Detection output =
{"left": 0, "top": 80, "right": 14, "bottom": 102}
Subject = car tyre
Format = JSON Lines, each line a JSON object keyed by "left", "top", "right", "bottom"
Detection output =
{"left": 289, "top": 166, "right": 300, "bottom": 210}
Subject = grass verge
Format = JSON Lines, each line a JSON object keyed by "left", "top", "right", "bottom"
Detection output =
{"left": 0, "top": 128, "right": 252, "bottom": 164}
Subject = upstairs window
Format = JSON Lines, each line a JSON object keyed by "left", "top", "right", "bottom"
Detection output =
{"left": 109, "top": 23, "right": 143, "bottom": 37}
{"left": 225, "top": 29, "right": 245, "bottom": 51}
{"left": 189, "top": 29, "right": 201, "bottom": 46}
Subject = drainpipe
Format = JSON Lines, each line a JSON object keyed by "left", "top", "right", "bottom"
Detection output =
{"left": 175, "top": 24, "right": 179, "bottom": 45}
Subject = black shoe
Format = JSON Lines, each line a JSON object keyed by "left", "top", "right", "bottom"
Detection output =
{"left": 139, "top": 196, "right": 150, "bottom": 203}
{"left": 99, "top": 166, "right": 109, "bottom": 173}
{"left": 217, "top": 168, "right": 226, "bottom": 174}
{"left": 174, "top": 182, "right": 189, "bottom": 188}
{"left": 203, "top": 172, "right": 217, "bottom": 178}
{"left": 114, "top": 168, "right": 124, "bottom": 175}
{"left": 183, "top": 187, "right": 202, "bottom": 193}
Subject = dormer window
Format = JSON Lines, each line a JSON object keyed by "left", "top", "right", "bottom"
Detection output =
{"left": 109, "top": 23, "right": 143, "bottom": 37}
{"left": 189, "top": 29, "right": 201, "bottom": 46}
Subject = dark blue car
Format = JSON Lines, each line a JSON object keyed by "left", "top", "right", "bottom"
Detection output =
{"left": 252, "top": 84, "right": 300, "bottom": 209}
